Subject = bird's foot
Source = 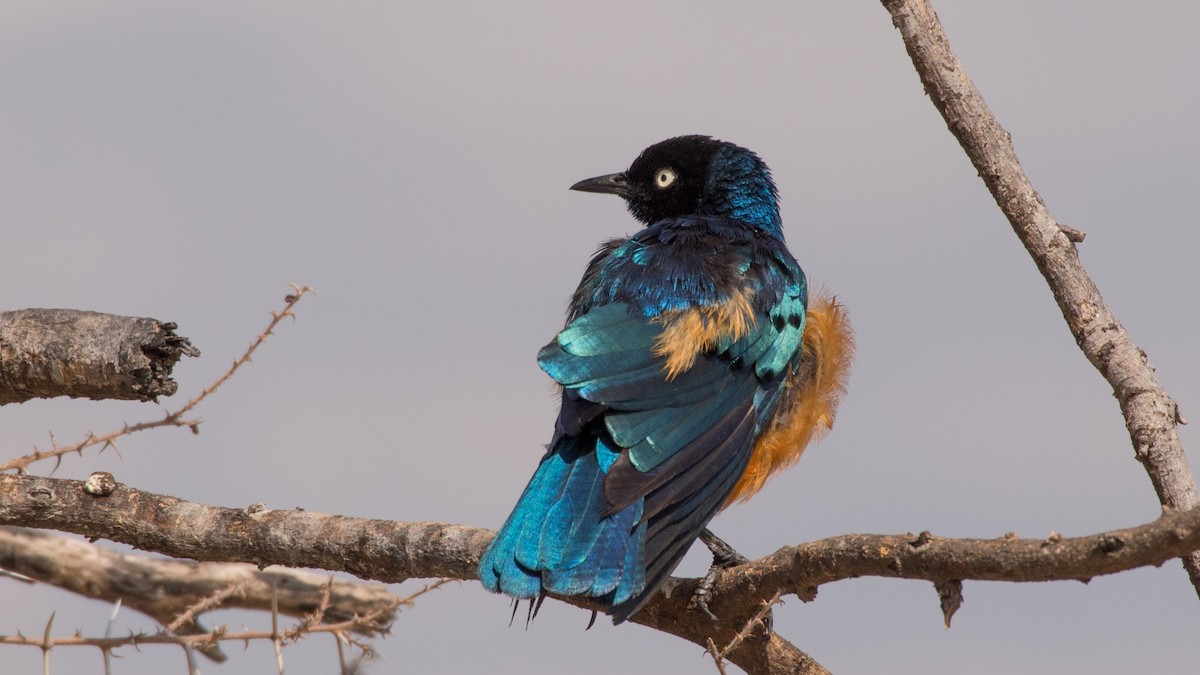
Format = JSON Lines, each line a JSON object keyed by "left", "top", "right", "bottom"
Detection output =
{"left": 690, "top": 529, "right": 750, "bottom": 621}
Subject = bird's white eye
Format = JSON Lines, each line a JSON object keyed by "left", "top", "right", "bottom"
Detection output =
{"left": 654, "top": 168, "right": 677, "bottom": 189}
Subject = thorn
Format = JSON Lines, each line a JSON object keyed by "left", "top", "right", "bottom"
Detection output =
{"left": 43, "top": 611, "right": 56, "bottom": 647}
{"left": 106, "top": 599, "right": 122, "bottom": 639}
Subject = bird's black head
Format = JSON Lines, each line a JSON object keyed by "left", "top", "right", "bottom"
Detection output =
{"left": 570, "top": 135, "right": 782, "bottom": 236}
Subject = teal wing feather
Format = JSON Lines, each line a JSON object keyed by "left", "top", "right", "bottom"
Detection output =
{"left": 535, "top": 297, "right": 796, "bottom": 621}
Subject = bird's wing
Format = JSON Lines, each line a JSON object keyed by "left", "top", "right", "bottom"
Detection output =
{"left": 538, "top": 277, "right": 805, "bottom": 618}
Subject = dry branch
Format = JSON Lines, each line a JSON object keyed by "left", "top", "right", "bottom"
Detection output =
{"left": 4, "top": 473, "right": 1198, "bottom": 675}
{"left": 0, "top": 580, "right": 446, "bottom": 666}
{"left": 0, "top": 474, "right": 486, "bottom": 582}
{"left": 0, "top": 287, "right": 312, "bottom": 475}
{"left": 879, "top": 0, "right": 1199, "bottom": 593}
{"left": 710, "top": 507, "right": 1200, "bottom": 606}
{"left": 0, "top": 526, "right": 400, "bottom": 662}
{"left": 0, "top": 309, "right": 198, "bottom": 404}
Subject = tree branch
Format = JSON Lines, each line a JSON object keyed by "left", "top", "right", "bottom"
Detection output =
{"left": 4, "top": 473, "right": 1198, "bottom": 675}
{"left": 0, "top": 527, "right": 401, "bottom": 662}
{"left": 710, "top": 507, "right": 1200, "bottom": 607}
{"left": 880, "top": 0, "right": 1200, "bottom": 593}
{"left": 0, "top": 309, "right": 199, "bottom": 404}
{"left": 0, "top": 287, "right": 312, "bottom": 475}
{"left": 0, "top": 581, "right": 438, "bottom": 668}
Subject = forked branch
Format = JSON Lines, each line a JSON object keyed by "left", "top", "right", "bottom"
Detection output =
{"left": 880, "top": 0, "right": 1199, "bottom": 594}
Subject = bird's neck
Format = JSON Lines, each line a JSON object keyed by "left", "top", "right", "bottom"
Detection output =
{"left": 701, "top": 147, "right": 784, "bottom": 238}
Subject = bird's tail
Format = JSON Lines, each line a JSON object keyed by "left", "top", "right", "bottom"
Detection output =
{"left": 478, "top": 435, "right": 646, "bottom": 610}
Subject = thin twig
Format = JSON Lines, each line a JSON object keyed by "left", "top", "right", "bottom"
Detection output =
{"left": 0, "top": 579, "right": 451, "bottom": 660}
{"left": 164, "top": 582, "right": 248, "bottom": 634}
{"left": 719, "top": 592, "right": 782, "bottom": 659}
{"left": 704, "top": 591, "right": 784, "bottom": 673}
{"left": 288, "top": 578, "right": 335, "bottom": 639}
{"left": 1, "top": 286, "right": 314, "bottom": 475}
{"left": 706, "top": 637, "right": 729, "bottom": 675}
{"left": 336, "top": 632, "right": 348, "bottom": 675}
{"left": 272, "top": 577, "right": 285, "bottom": 675}
{"left": 102, "top": 599, "right": 120, "bottom": 675}
{"left": 184, "top": 643, "right": 199, "bottom": 675}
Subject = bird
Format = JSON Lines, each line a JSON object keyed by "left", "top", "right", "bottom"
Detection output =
{"left": 477, "top": 135, "right": 853, "bottom": 624}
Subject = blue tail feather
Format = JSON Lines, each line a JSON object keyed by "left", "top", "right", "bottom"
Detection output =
{"left": 610, "top": 510, "right": 646, "bottom": 608}
{"left": 538, "top": 447, "right": 606, "bottom": 568}
{"left": 479, "top": 436, "right": 647, "bottom": 605}
{"left": 513, "top": 450, "right": 574, "bottom": 572}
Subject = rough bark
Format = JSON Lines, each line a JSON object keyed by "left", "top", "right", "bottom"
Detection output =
{"left": 0, "top": 474, "right": 488, "bottom": 582}
{"left": 5, "top": 473, "right": 1199, "bottom": 675}
{"left": 0, "top": 309, "right": 199, "bottom": 404}
{"left": 880, "top": 0, "right": 1200, "bottom": 594}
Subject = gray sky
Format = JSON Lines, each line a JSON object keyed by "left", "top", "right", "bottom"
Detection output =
{"left": 2, "top": 1, "right": 1198, "bottom": 673}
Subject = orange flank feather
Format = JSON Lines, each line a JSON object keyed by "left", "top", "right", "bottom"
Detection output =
{"left": 651, "top": 289, "right": 756, "bottom": 379}
{"left": 723, "top": 293, "right": 854, "bottom": 506}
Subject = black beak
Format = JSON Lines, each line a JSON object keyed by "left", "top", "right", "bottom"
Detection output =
{"left": 570, "top": 172, "right": 630, "bottom": 198}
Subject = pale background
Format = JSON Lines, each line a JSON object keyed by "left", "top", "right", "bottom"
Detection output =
{"left": 2, "top": 2, "right": 1198, "bottom": 673}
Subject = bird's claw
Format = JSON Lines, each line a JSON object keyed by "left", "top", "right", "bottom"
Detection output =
{"left": 690, "top": 529, "right": 750, "bottom": 621}
{"left": 691, "top": 566, "right": 723, "bottom": 620}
